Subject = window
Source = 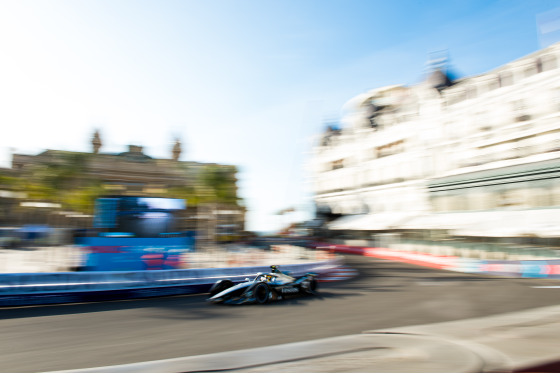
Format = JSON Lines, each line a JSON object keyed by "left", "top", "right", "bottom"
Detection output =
{"left": 488, "top": 77, "right": 500, "bottom": 91}
{"left": 552, "top": 87, "right": 560, "bottom": 112}
{"left": 530, "top": 188, "right": 552, "bottom": 207}
{"left": 451, "top": 195, "right": 468, "bottom": 211}
{"left": 541, "top": 55, "right": 558, "bottom": 72}
{"left": 512, "top": 99, "right": 531, "bottom": 122}
{"left": 500, "top": 72, "right": 514, "bottom": 86}
{"left": 524, "top": 63, "right": 538, "bottom": 78}
{"left": 466, "top": 86, "right": 478, "bottom": 99}
{"left": 447, "top": 89, "right": 466, "bottom": 105}
{"left": 332, "top": 159, "right": 344, "bottom": 170}
{"left": 553, "top": 187, "right": 560, "bottom": 206}
{"left": 376, "top": 140, "right": 405, "bottom": 158}
{"left": 513, "top": 99, "right": 525, "bottom": 111}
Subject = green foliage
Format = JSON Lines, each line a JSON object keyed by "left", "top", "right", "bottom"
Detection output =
{"left": 8, "top": 152, "right": 101, "bottom": 212}
{"left": 0, "top": 174, "right": 18, "bottom": 186}
{"left": 168, "top": 185, "right": 201, "bottom": 206}
{"left": 5, "top": 152, "right": 243, "bottom": 214}
{"left": 42, "top": 152, "right": 89, "bottom": 191}
{"left": 197, "top": 165, "right": 240, "bottom": 205}
{"left": 167, "top": 165, "right": 243, "bottom": 208}
{"left": 63, "top": 182, "right": 105, "bottom": 214}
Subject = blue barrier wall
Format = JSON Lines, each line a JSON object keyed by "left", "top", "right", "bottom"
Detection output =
{"left": 0, "top": 260, "right": 340, "bottom": 307}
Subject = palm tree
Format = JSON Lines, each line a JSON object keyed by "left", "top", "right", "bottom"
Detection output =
{"left": 198, "top": 165, "right": 240, "bottom": 205}
{"left": 15, "top": 152, "right": 103, "bottom": 214}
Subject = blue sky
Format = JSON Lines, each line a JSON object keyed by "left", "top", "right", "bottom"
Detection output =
{"left": 0, "top": 0, "right": 559, "bottom": 232}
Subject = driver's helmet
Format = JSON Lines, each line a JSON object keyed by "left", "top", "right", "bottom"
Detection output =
{"left": 266, "top": 275, "right": 273, "bottom": 282}
{"left": 270, "top": 265, "right": 279, "bottom": 273}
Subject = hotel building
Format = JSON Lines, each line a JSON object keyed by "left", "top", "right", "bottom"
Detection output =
{"left": 309, "top": 42, "right": 560, "bottom": 258}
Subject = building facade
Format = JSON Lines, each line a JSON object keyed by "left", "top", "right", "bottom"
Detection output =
{"left": 1, "top": 133, "right": 246, "bottom": 243}
{"left": 309, "top": 42, "right": 560, "bottom": 246}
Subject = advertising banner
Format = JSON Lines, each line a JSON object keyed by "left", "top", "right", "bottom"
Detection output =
{"left": 76, "top": 235, "right": 195, "bottom": 271}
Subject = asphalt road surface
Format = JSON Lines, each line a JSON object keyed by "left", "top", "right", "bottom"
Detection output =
{"left": 2, "top": 255, "right": 560, "bottom": 372}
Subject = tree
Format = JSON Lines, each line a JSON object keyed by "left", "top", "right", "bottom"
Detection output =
{"left": 14, "top": 152, "right": 104, "bottom": 214}
{"left": 198, "top": 165, "right": 241, "bottom": 205}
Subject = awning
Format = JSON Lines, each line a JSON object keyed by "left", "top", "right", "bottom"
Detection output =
{"left": 329, "top": 209, "right": 560, "bottom": 237}
{"left": 328, "top": 214, "right": 366, "bottom": 230}
{"left": 398, "top": 211, "right": 494, "bottom": 231}
{"left": 399, "top": 209, "right": 560, "bottom": 238}
{"left": 328, "top": 212, "right": 420, "bottom": 231}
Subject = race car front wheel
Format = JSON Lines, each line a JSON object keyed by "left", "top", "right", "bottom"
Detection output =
{"left": 253, "top": 282, "right": 270, "bottom": 304}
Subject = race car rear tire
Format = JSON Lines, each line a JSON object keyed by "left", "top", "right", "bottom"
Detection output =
{"left": 253, "top": 282, "right": 270, "bottom": 304}
{"left": 303, "top": 278, "right": 318, "bottom": 294}
{"left": 209, "top": 280, "right": 234, "bottom": 297}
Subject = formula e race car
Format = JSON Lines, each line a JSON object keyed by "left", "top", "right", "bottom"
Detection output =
{"left": 207, "top": 265, "right": 318, "bottom": 305}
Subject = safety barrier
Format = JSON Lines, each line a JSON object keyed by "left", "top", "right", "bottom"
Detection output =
{"left": 452, "top": 258, "right": 560, "bottom": 278}
{"left": 314, "top": 243, "right": 560, "bottom": 279}
{"left": 0, "top": 259, "right": 341, "bottom": 307}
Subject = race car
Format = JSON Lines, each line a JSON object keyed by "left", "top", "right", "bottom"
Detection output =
{"left": 207, "top": 265, "right": 318, "bottom": 305}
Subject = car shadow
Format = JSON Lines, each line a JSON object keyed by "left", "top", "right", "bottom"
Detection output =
{"left": 0, "top": 292, "right": 234, "bottom": 320}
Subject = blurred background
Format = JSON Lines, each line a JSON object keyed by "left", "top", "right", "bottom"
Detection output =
{"left": 1, "top": 0, "right": 560, "bottom": 267}
{"left": 3, "top": 2, "right": 560, "bottom": 373}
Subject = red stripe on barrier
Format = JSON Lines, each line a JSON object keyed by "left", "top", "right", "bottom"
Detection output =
{"left": 315, "top": 244, "right": 367, "bottom": 256}
{"left": 315, "top": 243, "right": 456, "bottom": 270}
{"left": 365, "top": 248, "right": 457, "bottom": 270}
